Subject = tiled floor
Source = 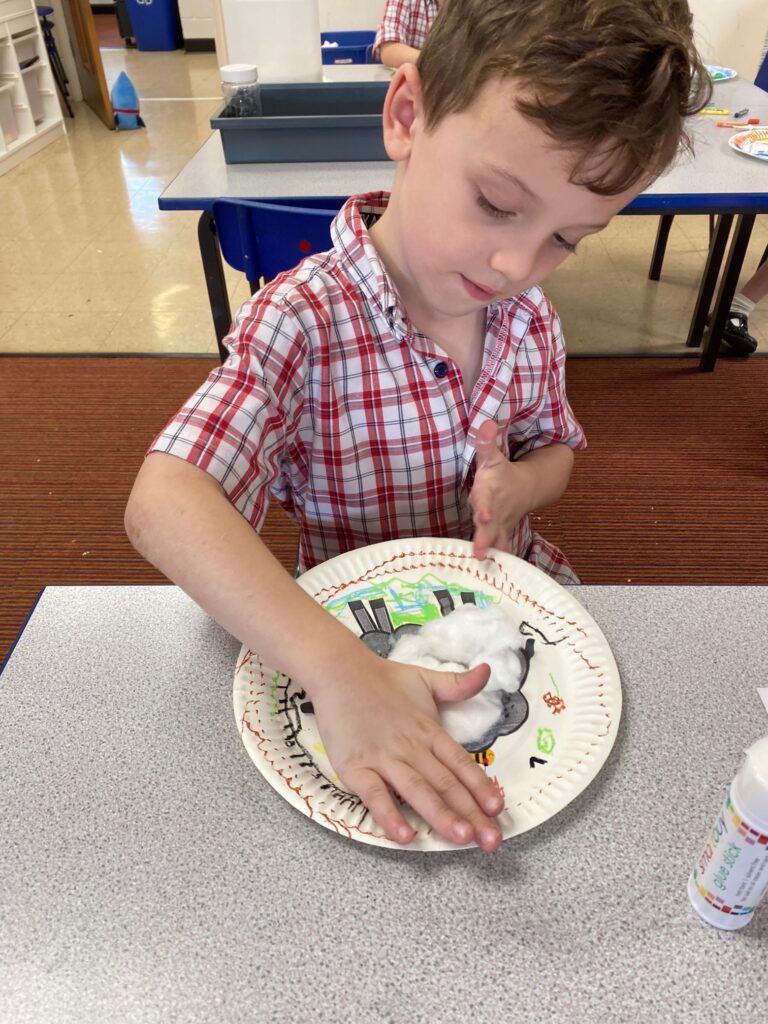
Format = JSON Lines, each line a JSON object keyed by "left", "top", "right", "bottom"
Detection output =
{"left": 1, "top": 48, "right": 766, "bottom": 357}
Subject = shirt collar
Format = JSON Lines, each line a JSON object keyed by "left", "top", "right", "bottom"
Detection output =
{"left": 331, "top": 192, "right": 410, "bottom": 337}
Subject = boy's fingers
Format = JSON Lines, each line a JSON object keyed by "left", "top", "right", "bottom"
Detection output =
{"left": 349, "top": 766, "right": 415, "bottom": 845}
{"left": 433, "top": 729, "right": 505, "bottom": 819}
{"left": 390, "top": 750, "right": 502, "bottom": 851}
{"left": 386, "top": 759, "right": 478, "bottom": 847}
{"left": 472, "top": 519, "right": 494, "bottom": 560}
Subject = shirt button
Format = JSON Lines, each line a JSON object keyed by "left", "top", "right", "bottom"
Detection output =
{"left": 433, "top": 361, "right": 449, "bottom": 379}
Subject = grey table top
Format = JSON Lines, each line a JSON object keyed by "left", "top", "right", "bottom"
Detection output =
{"left": 1, "top": 584, "right": 767, "bottom": 1023}
{"left": 158, "top": 80, "right": 768, "bottom": 212}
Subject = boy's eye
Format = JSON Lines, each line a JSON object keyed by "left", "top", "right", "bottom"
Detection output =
{"left": 476, "top": 192, "right": 512, "bottom": 219}
{"left": 554, "top": 233, "right": 578, "bottom": 254}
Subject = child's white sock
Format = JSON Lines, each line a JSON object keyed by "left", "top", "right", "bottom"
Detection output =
{"left": 730, "top": 292, "right": 755, "bottom": 318}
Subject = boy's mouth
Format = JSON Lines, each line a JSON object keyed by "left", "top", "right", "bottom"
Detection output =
{"left": 460, "top": 275, "right": 499, "bottom": 302}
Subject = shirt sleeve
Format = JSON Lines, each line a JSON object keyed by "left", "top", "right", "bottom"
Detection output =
{"left": 507, "top": 292, "right": 586, "bottom": 457}
{"left": 373, "top": 0, "right": 417, "bottom": 59}
{"left": 147, "top": 289, "right": 308, "bottom": 533}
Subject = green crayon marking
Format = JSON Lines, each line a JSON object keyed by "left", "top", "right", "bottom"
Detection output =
{"left": 324, "top": 572, "right": 498, "bottom": 627}
{"left": 269, "top": 668, "right": 281, "bottom": 717}
{"left": 537, "top": 728, "right": 556, "bottom": 755}
{"left": 548, "top": 672, "right": 560, "bottom": 697}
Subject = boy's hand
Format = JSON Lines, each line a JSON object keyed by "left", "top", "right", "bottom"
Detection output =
{"left": 310, "top": 659, "right": 505, "bottom": 851}
{"left": 470, "top": 420, "right": 533, "bottom": 560}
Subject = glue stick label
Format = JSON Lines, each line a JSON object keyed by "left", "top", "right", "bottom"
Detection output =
{"left": 690, "top": 791, "right": 768, "bottom": 922}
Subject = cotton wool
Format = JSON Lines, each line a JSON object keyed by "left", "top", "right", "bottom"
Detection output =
{"left": 387, "top": 604, "right": 527, "bottom": 747}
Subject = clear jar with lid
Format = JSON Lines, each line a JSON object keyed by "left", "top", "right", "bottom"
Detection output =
{"left": 220, "top": 64, "right": 263, "bottom": 117}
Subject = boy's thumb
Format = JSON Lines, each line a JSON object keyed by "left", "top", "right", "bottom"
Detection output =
{"left": 474, "top": 419, "right": 500, "bottom": 468}
{"left": 427, "top": 663, "right": 490, "bottom": 704}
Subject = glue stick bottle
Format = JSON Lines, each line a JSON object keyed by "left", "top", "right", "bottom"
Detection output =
{"left": 688, "top": 735, "right": 768, "bottom": 930}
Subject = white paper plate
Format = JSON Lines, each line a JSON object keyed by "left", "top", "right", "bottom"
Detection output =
{"left": 729, "top": 128, "right": 768, "bottom": 161}
{"left": 233, "top": 538, "right": 622, "bottom": 850}
{"left": 705, "top": 64, "right": 737, "bottom": 81}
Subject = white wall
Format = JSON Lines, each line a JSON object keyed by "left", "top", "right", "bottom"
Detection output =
{"left": 317, "top": 0, "right": 380, "bottom": 31}
{"left": 689, "top": 0, "right": 766, "bottom": 80}
{"left": 214, "top": 1, "right": 768, "bottom": 80}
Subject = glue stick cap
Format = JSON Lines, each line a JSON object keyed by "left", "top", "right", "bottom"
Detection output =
{"left": 732, "top": 735, "right": 768, "bottom": 831}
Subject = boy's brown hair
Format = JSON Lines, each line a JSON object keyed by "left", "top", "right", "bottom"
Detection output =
{"left": 418, "top": 0, "right": 711, "bottom": 195}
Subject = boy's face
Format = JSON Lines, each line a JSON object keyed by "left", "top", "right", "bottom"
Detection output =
{"left": 380, "top": 68, "right": 646, "bottom": 321}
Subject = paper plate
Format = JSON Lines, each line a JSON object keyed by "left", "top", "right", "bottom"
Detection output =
{"left": 233, "top": 538, "right": 622, "bottom": 850}
{"left": 705, "top": 64, "right": 737, "bottom": 81}
{"left": 729, "top": 128, "right": 768, "bottom": 161}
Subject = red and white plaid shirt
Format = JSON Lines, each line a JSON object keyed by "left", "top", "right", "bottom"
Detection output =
{"left": 150, "top": 193, "right": 586, "bottom": 582}
{"left": 373, "top": 0, "right": 441, "bottom": 60}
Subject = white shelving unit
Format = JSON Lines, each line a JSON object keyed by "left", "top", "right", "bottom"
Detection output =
{"left": 0, "top": 0, "right": 65, "bottom": 176}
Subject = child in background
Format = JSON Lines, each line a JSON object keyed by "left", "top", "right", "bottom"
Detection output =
{"left": 373, "top": 0, "right": 442, "bottom": 68}
{"left": 126, "top": 0, "right": 710, "bottom": 852}
{"left": 719, "top": 255, "right": 768, "bottom": 355}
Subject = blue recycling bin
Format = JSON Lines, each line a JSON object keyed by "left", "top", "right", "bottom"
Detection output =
{"left": 125, "top": 0, "right": 181, "bottom": 51}
{"left": 320, "top": 31, "right": 378, "bottom": 65}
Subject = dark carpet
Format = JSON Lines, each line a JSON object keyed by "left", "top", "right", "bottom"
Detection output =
{"left": 2, "top": 355, "right": 767, "bottom": 663}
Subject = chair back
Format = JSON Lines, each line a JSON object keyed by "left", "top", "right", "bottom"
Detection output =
{"left": 211, "top": 197, "right": 345, "bottom": 285}
{"left": 755, "top": 47, "right": 768, "bottom": 92}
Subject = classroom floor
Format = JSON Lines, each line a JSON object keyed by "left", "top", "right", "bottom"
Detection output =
{"left": 1, "top": 47, "right": 767, "bottom": 358}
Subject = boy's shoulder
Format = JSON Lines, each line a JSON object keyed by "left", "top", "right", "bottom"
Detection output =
{"left": 230, "top": 193, "right": 395, "bottom": 346}
{"left": 498, "top": 285, "right": 561, "bottom": 339}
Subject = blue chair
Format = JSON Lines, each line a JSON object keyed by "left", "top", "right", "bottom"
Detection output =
{"left": 205, "top": 197, "right": 345, "bottom": 361}
{"left": 755, "top": 46, "right": 768, "bottom": 92}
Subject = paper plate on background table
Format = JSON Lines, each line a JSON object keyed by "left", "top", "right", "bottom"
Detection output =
{"left": 705, "top": 64, "right": 738, "bottom": 81}
{"left": 233, "top": 538, "right": 622, "bottom": 850}
{"left": 729, "top": 128, "right": 768, "bottom": 161}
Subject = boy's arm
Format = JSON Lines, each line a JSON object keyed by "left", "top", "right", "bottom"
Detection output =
{"left": 125, "top": 452, "right": 504, "bottom": 850}
{"left": 379, "top": 41, "right": 421, "bottom": 68}
{"left": 470, "top": 422, "right": 574, "bottom": 559}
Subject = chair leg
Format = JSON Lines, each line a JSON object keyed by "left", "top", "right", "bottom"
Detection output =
{"left": 198, "top": 211, "right": 233, "bottom": 362}
{"left": 648, "top": 214, "right": 674, "bottom": 280}
{"left": 686, "top": 214, "right": 733, "bottom": 348}
{"left": 699, "top": 214, "right": 755, "bottom": 371}
{"left": 40, "top": 16, "right": 74, "bottom": 117}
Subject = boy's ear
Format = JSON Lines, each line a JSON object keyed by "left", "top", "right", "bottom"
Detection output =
{"left": 381, "top": 64, "right": 424, "bottom": 162}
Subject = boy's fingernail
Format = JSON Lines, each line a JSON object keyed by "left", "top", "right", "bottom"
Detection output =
{"left": 480, "top": 827, "right": 500, "bottom": 849}
{"left": 453, "top": 821, "right": 472, "bottom": 843}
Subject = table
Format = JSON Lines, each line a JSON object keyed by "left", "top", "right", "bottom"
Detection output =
{"left": 160, "top": 78, "right": 768, "bottom": 371}
{"left": 1, "top": 584, "right": 766, "bottom": 1023}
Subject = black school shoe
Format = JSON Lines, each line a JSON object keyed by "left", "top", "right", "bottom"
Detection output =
{"left": 721, "top": 311, "right": 758, "bottom": 356}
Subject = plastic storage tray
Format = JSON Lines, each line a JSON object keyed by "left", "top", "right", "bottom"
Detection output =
{"left": 320, "top": 30, "right": 376, "bottom": 65}
{"left": 211, "top": 80, "right": 389, "bottom": 164}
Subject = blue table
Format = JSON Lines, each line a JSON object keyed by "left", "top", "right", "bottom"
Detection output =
{"left": 159, "top": 79, "right": 768, "bottom": 370}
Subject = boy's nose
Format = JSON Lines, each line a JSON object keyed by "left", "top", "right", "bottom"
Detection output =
{"left": 489, "top": 245, "right": 542, "bottom": 292}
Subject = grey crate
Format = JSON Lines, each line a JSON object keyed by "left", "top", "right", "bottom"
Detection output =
{"left": 211, "top": 81, "right": 389, "bottom": 164}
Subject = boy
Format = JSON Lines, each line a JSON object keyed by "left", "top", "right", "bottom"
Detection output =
{"left": 126, "top": 0, "right": 710, "bottom": 852}
{"left": 374, "top": 0, "right": 442, "bottom": 69}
